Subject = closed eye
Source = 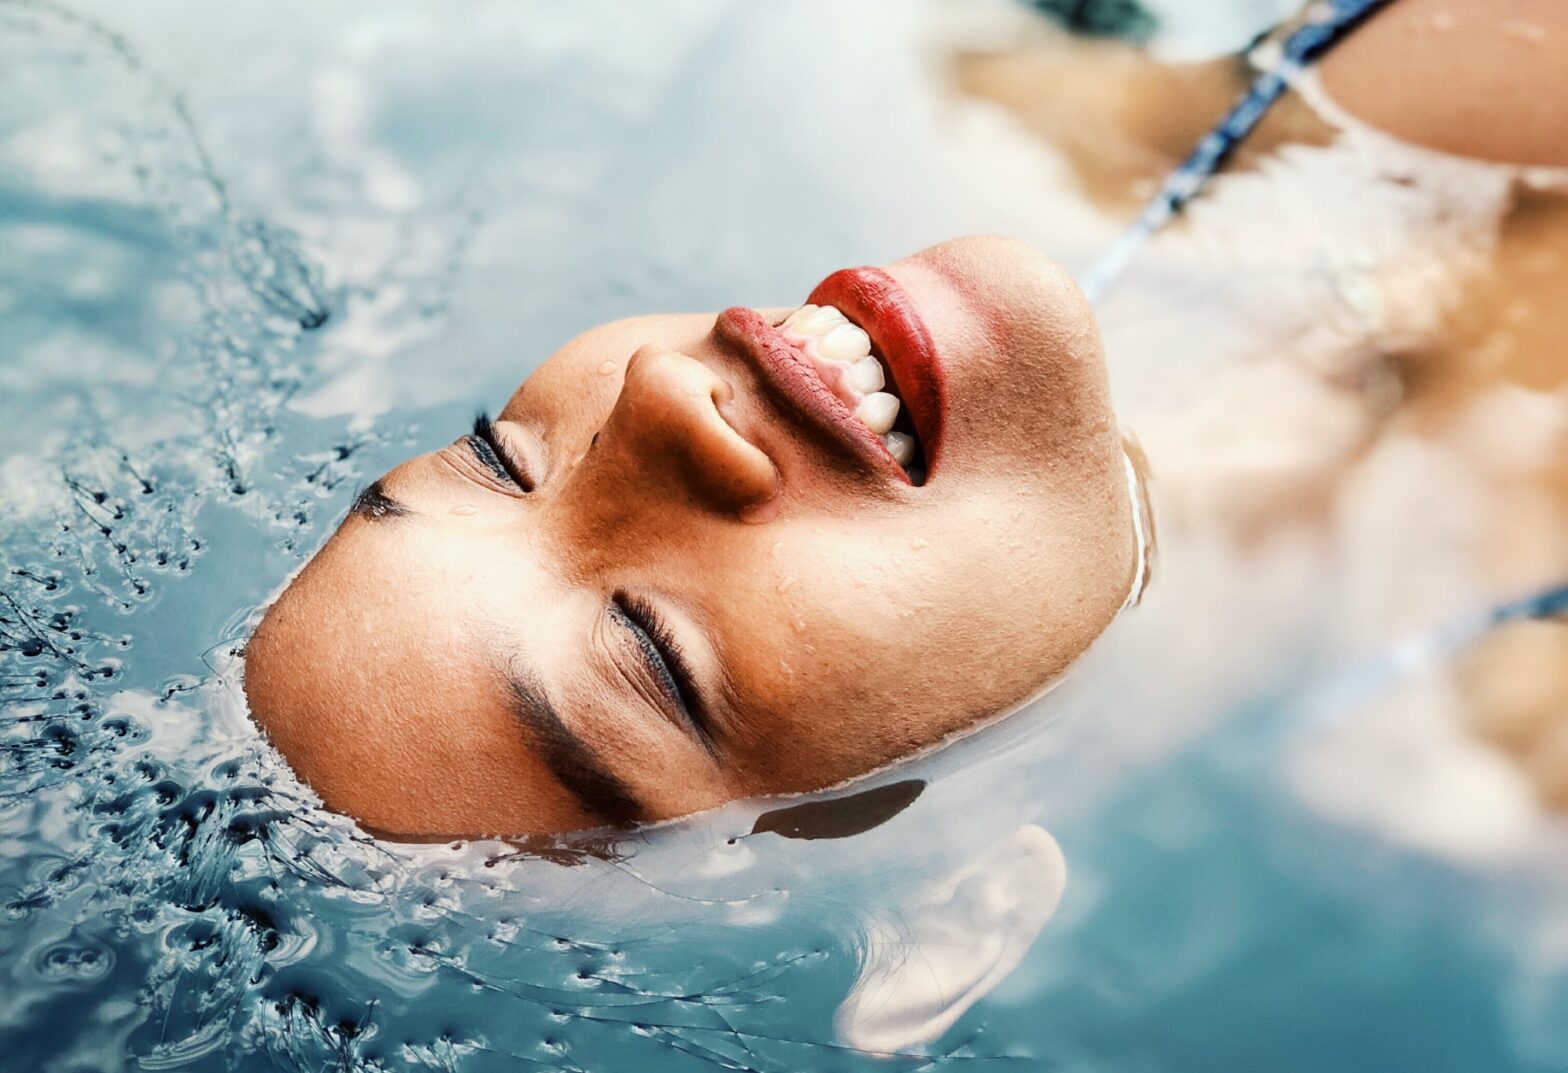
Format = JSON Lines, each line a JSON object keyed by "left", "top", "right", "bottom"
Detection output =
{"left": 609, "top": 592, "right": 716, "bottom": 756}
{"left": 466, "top": 411, "right": 534, "bottom": 492}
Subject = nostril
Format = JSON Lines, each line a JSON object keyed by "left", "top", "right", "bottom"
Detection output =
{"left": 600, "top": 348, "right": 779, "bottom": 512}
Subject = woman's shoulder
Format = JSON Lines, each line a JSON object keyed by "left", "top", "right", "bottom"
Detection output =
{"left": 1315, "top": 0, "right": 1568, "bottom": 169}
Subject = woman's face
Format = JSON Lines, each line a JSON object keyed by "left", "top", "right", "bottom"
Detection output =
{"left": 244, "top": 236, "right": 1137, "bottom": 838}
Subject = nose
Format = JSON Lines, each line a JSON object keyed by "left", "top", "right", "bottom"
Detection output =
{"left": 584, "top": 346, "right": 779, "bottom": 514}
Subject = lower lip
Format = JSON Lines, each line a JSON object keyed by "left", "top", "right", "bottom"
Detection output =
{"left": 715, "top": 307, "right": 906, "bottom": 483}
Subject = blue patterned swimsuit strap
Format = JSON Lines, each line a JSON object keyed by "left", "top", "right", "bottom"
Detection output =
{"left": 1079, "top": 0, "right": 1395, "bottom": 305}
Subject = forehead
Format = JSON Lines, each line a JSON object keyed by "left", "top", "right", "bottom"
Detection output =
{"left": 246, "top": 535, "right": 587, "bottom": 835}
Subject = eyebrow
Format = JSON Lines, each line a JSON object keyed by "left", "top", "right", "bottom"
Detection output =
{"left": 505, "top": 672, "right": 642, "bottom": 827}
{"left": 349, "top": 480, "right": 411, "bottom": 522}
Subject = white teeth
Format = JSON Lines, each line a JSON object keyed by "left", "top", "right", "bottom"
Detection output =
{"left": 819, "top": 323, "right": 872, "bottom": 362}
{"left": 784, "top": 305, "right": 915, "bottom": 464}
{"left": 842, "top": 354, "right": 885, "bottom": 395}
{"left": 781, "top": 304, "right": 817, "bottom": 329}
{"left": 883, "top": 430, "right": 916, "bottom": 467}
{"left": 856, "top": 391, "right": 900, "bottom": 435}
{"left": 783, "top": 303, "right": 849, "bottom": 337}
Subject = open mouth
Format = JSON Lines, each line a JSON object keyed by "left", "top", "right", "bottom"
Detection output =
{"left": 772, "top": 302, "right": 927, "bottom": 481}
{"left": 715, "top": 266, "right": 945, "bottom": 486}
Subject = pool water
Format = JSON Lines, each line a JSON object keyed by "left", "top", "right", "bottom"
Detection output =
{"left": 4, "top": 2, "right": 1567, "bottom": 1071}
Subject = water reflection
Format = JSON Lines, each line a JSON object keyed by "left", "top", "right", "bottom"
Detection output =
{"left": 839, "top": 824, "right": 1067, "bottom": 1052}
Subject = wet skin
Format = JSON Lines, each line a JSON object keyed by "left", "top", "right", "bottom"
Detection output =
{"left": 243, "top": 236, "right": 1137, "bottom": 838}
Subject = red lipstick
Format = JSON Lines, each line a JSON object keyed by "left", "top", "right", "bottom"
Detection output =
{"left": 807, "top": 266, "right": 946, "bottom": 473}
{"left": 714, "top": 266, "right": 947, "bottom": 486}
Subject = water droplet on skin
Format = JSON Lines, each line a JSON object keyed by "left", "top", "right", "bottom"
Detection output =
{"left": 911, "top": 538, "right": 929, "bottom": 551}
{"left": 597, "top": 360, "right": 618, "bottom": 376}
{"left": 450, "top": 504, "right": 477, "bottom": 517}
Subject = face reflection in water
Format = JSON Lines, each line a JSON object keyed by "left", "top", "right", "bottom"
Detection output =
{"left": 243, "top": 236, "right": 1138, "bottom": 838}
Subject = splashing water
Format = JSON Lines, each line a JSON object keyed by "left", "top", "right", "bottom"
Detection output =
{"left": 0, "top": 4, "right": 1090, "bottom": 1069}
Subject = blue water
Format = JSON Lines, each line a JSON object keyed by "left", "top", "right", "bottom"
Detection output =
{"left": 4, "top": 2, "right": 1568, "bottom": 1071}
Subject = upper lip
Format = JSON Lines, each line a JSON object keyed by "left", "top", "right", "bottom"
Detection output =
{"left": 714, "top": 266, "right": 946, "bottom": 485}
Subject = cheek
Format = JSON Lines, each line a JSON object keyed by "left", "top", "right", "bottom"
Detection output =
{"left": 708, "top": 510, "right": 1089, "bottom": 789}
{"left": 730, "top": 528, "right": 961, "bottom": 711}
{"left": 801, "top": 498, "right": 1096, "bottom": 672}
{"left": 502, "top": 361, "right": 620, "bottom": 456}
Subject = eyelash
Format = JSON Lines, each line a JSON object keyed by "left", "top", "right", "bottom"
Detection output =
{"left": 611, "top": 592, "right": 713, "bottom": 749}
{"left": 466, "top": 412, "right": 533, "bottom": 492}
